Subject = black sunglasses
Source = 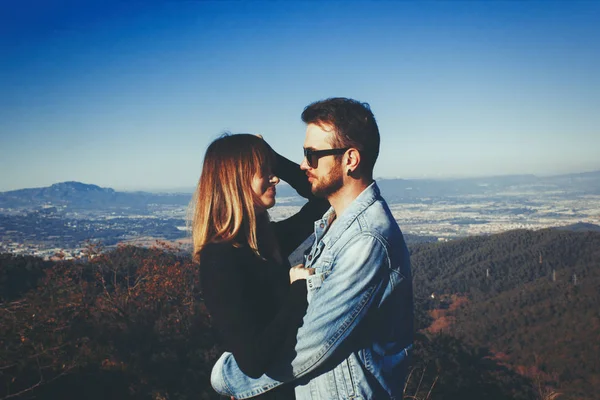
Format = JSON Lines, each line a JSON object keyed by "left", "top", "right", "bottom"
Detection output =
{"left": 303, "top": 148, "right": 350, "bottom": 168}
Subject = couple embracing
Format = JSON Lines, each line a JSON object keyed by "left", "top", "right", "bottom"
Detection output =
{"left": 190, "top": 98, "right": 414, "bottom": 399}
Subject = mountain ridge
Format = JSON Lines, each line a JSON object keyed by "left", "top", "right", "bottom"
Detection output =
{"left": 4, "top": 169, "right": 599, "bottom": 196}
{"left": 0, "top": 181, "right": 192, "bottom": 211}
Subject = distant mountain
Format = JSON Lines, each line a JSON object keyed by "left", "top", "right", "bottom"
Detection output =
{"left": 377, "top": 170, "right": 600, "bottom": 201}
{"left": 556, "top": 222, "right": 600, "bottom": 232}
{"left": 0, "top": 181, "right": 192, "bottom": 212}
{"left": 3, "top": 169, "right": 600, "bottom": 211}
{"left": 3, "top": 182, "right": 116, "bottom": 205}
{"left": 274, "top": 169, "right": 600, "bottom": 205}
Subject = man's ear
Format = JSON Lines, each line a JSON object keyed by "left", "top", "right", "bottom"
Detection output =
{"left": 345, "top": 148, "right": 361, "bottom": 175}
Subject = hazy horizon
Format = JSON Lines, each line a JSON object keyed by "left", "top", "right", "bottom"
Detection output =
{"left": 2, "top": 167, "right": 599, "bottom": 194}
{"left": 2, "top": 1, "right": 599, "bottom": 192}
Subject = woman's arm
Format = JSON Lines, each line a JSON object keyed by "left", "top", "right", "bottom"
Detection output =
{"left": 274, "top": 152, "right": 314, "bottom": 200}
{"left": 272, "top": 151, "right": 330, "bottom": 256}
{"left": 200, "top": 244, "right": 308, "bottom": 379}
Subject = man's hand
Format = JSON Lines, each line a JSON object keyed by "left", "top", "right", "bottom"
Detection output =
{"left": 289, "top": 264, "right": 315, "bottom": 283}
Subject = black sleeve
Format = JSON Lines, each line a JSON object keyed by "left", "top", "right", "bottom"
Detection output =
{"left": 199, "top": 245, "right": 308, "bottom": 378}
{"left": 273, "top": 152, "right": 330, "bottom": 257}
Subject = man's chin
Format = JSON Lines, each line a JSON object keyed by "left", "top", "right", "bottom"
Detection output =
{"left": 309, "top": 182, "right": 319, "bottom": 195}
{"left": 312, "top": 177, "right": 343, "bottom": 198}
{"left": 311, "top": 185, "right": 327, "bottom": 198}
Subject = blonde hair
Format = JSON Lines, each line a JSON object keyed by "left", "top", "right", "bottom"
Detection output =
{"left": 190, "top": 134, "right": 279, "bottom": 263}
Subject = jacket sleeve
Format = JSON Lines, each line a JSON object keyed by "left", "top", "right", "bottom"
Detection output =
{"left": 200, "top": 246, "right": 308, "bottom": 379}
{"left": 210, "top": 234, "right": 390, "bottom": 397}
{"left": 272, "top": 152, "right": 330, "bottom": 257}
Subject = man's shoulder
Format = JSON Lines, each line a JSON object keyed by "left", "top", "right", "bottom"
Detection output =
{"left": 350, "top": 183, "right": 399, "bottom": 235}
{"left": 329, "top": 197, "right": 403, "bottom": 255}
{"left": 357, "top": 197, "right": 401, "bottom": 237}
{"left": 325, "top": 184, "right": 402, "bottom": 249}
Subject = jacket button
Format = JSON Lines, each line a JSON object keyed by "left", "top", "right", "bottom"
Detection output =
{"left": 308, "top": 255, "right": 312, "bottom": 261}
{"left": 319, "top": 223, "right": 324, "bottom": 228}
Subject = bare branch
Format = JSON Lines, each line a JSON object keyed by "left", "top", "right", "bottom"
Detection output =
{"left": 425, "top": 374, "right": 439, "bottom": 400}
{"left": 415, "top": 365, "right": 427, "bottom": 396}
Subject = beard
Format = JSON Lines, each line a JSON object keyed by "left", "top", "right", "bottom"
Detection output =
{"left": 311, "top": 163, "right": 344, "bottom": 198}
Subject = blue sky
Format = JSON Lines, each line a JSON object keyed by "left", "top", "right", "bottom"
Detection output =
{"left": 1, "top": 0, "right": 599, "bottom": 191}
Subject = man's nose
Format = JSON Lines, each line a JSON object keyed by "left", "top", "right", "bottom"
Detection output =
{"left": 300, "top": 157, "right": 309, "bottom": 170}
{"left": 270, "top": 175, "right": 280, "bottom": 185}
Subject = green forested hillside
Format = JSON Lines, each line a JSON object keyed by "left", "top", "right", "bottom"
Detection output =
{"left": 411, "top": 229, "right": 600, "bottom": 399}
{"left": 411, "top": 229, "right": 600, "bottom": 299}
{"left": 453, "top": 278, "right": 600, "bottom": 399}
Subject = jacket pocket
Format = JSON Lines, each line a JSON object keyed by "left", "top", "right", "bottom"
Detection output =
{"left": 330, "top": 359, "right": 359, "bottom": 399}
{"left": 340, "top": 359, "right": 357, "bottom": 398}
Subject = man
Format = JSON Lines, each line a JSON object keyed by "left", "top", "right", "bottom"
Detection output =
{"left": 211, "top": 98, "right": 414, "bottom": 399}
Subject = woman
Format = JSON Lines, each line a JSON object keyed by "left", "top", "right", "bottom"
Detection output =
{"left": 191, "top": 134, "right": 329, "bottom": 398}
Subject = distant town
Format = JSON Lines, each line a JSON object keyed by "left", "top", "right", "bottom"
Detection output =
{"left": 1, "top": 174, "right": 599, "bottom": 260}
{"left": 274, "top": 190, "right": 600, "bottom": 239}
{"left": 0, "top": 205, "right": 188, "bottom": 260}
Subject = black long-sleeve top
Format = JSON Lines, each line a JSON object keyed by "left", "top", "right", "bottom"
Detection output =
{"left": 199, "top": 152, "right": 329, "bottom": 389}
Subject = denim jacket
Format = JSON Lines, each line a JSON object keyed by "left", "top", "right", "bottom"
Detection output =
{"left": 211, "top": 182, "right": 414, "bottom": 399}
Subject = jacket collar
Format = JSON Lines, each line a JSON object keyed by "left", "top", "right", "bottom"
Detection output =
{"left": 319, "top": 181, "right": 380, "bottom": 248}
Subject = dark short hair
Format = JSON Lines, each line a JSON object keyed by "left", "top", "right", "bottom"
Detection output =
{"left": 301, "top": 97, "right": 380, "bottom": 176}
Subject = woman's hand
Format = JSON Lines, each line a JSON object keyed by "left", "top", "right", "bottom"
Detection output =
{"left": 289, "top": 264, "right": 315, "bottom": 283}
